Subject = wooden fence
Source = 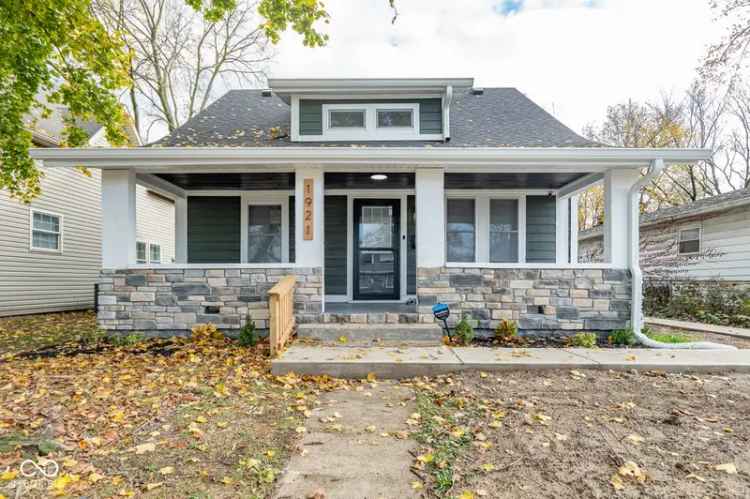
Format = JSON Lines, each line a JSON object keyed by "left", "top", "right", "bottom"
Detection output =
{"left": 268, "top": 275, "right": 296, "bottom": 356}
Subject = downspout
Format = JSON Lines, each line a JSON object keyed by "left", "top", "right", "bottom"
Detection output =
{"left": 629, "top": 159, "right": 735, "bottom": 350}
{"left": 443, "top": 85, "right": 453, "bottom": 142}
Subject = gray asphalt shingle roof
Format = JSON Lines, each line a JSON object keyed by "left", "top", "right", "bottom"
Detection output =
{"left": 152, "top": 87, "right": 596, "bottom": 148}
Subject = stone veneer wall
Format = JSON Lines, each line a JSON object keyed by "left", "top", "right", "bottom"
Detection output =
{"left": 97, "top": 267, "right": 322, "bottom": 334}
{"left": 416, "top": 267, "right": 631, "bottom": 333}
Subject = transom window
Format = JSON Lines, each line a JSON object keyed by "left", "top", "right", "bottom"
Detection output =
{"left": 329, "top": 109, "right": 365, "bottom": 128}
{"left": 377, "top": 109, "right": 413, "bottom": 128}
{"left": 678, "top": 227, "right": 701, "bottom": 255}
{"left": 30, "top": 210, "right": 62, "bottom": 252}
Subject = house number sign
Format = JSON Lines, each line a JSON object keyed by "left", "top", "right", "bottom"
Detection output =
{"left": 303, "top": 178, "right": 314, "bottom": 240}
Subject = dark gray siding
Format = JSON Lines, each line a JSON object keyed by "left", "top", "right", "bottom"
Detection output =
{"left": 299, "top": 101, "right": 323, "bottom": 135}
{"left": 324, "top": 196, "right": 348, "bottom": 294}
{"left": 525, "top": 196, "right": 556, "bottom": 263}
{"left": 298, "top": 99, "right": 442, "bottom": 136}
{"left": 187, "top": 196, "right": 241, "bottom": 263}
{"left": 407, "top": 195, "right": 416, "bottom": 294}
{"left": 289, "top": 196, "right": 295, "bottom": 263}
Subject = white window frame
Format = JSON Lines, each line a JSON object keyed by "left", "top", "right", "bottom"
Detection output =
{"left": 29, "top": 208, "right": 63, "bottom": 253}
{"left": 136, "top": 240, "right": 148, "bottom": 264}
{"left": 149, "top": 242, "right": 162, "bottom": 264}
{"left": 445, "top": 191, "right": 531, "bottom": 265}
{"left": 243, "top": 193, "right": 290, "bottom": 264}
{"left": 677, "top": 226, "right": 702, "bottom": 255}
{"left": 376, "top": 108, "right": 414, "bottom": 129}
{"left": 328, "top": 108, "right": 366, "bottom": 129}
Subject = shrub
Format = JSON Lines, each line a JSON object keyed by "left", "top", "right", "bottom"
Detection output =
{"left": 454, "top": 316, "right": 475, "bottom": 345}
{"left": 570, "top": 332, "right": 597, "bottom": 348}
{"left": 106, "top": 333, "right": 145, "bottom": 346}
{"left": 238, "top": 319, "right": 259, "bottom": 347}
{"left": 191, "top": 323, "right": 223, "bottom": 343}
{"left": 608, "top": 328, "right": 636, "bottom": 346}
{"left": 494, "top": 319, "right": 518, "bottom": 342}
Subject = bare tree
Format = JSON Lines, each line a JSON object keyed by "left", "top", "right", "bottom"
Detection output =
{"left": 94, "top": 0, "right": 273, "bottom": 141}
{"left": 703, "top": 0, "right": 750, "bottom": 82}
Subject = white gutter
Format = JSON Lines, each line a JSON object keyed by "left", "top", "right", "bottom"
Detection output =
{"left": 443, "top": 85, "right": 453, "bottom": 141}
{"left": 629, "top": 159, "right": 735, "bottom": 350}
{"left": 29, "top": 147, "right": 713, "bottom": 169}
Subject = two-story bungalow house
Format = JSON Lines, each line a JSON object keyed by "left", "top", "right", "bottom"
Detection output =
{"left": 29, "top": 78, "right": 710, "bottom": 339}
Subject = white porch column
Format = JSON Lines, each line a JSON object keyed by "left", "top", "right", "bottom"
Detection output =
{"left": 555, "top": 195, "right": 570, "bottom": 264}
{"left": 294, "top": 167, "right": 324, "bottom": 267}
{"left": 569, "top": 195, "right": 579, "bottom": 264}
{"left": 415, "top": 168, "right": 445, "bottom": 268}
{"left": 101, "top": 169, "right": 136, "bottom": 268}
{"left": 603, "top": 168, "right": 641, "bottom": 267}
{"left": 174, "top": 197, "right": 188, "bottom": 263}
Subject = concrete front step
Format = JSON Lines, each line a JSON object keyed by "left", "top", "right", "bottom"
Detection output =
{"left": 297, "top": 323, "right": 443, "bottom": 345}
{"left": 272, "top": 345, "right": 750, "bottom": 379}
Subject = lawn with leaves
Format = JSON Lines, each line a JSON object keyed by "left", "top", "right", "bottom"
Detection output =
{"left": 0, "top": 313, "right": 342, "bottom": 498}
{"left": 0, "top": 311, "right": 101, "bottom": 356}
{"left": 411, "top": 370, "right": 750, "bottom": 498}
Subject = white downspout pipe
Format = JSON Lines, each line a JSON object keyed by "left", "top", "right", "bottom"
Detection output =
{"left": 629, "top": 159, "right": 735, "bottom": 349}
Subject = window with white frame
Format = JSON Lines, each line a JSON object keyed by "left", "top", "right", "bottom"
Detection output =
{"left": 30, "top": 210, "right": 62, "bottom": 252}
{"left": 149, "top": 243, "right": 162, "bottom": 263}
{"left": 329, "top": 109, "right": 365, "bottom": 128}
{"left": 377, "top": 109, "right": 413, "bottom": 128}
{"left": 678, "top": 227, "right": 701, "bottom": 255}
{"left": 489, "top": 199, "right": 519, "bottom": 263}
{"left": 136, "top": 241, "right": 147, "bottom": 263}
{"left": 248, "top": 204, "right": 282, "bottom": 263}
{"left": 446, "top": 199, "right": 475, "bottom": 262}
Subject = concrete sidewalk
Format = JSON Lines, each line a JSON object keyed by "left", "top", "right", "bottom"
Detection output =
{"left": 646, "top": 316, "right": 750, "bottom": 339}
{"left": 271, "top": 345, "right": 750, "bottom": 378}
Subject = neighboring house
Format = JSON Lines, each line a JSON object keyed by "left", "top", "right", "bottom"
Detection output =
{"left": 579, "top": 187, "right": 750, "bottom": 286}
{"left": 0, "top": 104, "right": 175, "bottom": 317}
{"left": 31, "top": 78, "right": 709, "bottom": 337}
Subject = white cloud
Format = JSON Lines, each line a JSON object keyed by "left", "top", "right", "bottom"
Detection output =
{"left": 270, "top": 0, "right": 723, "bottom": 133}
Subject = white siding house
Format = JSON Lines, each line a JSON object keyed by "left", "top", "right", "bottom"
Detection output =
{"left": 0, "top": 108, "right": 175, "bottom": 317}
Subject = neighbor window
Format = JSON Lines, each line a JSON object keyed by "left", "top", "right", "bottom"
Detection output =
{"left": 136, "top": 241, "right": 147, "bottom": 263}
{"left": 329, "top": 109, "right": 365, "bottom": 128}
{"left": 149, "top": 243, "right": 162, "bottom": 264}
{"left": 490, "top": 199, "right": 519, "bottom": 263}
{"left": 678, "top": 227, "right": 701, "bottom": 254}
{"left": 31, "top": 210, "right": 62, "bottom": 251}
{"left": 377, "top": 109, "right": 413, "bottom": 128}
{"left": 248, "top": 205, "right": 282, "bottom": 263}
{"left": 446, "top": 199, "right": 475, "bottom": 262}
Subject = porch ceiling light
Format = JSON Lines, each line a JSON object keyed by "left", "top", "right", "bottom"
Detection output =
{"left": 370, "top": 174, "right": 388, "bottom": 181}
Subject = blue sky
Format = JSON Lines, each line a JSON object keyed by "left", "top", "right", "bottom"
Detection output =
{"left": 273, "top": 0, "right": 723, "bottom": 133}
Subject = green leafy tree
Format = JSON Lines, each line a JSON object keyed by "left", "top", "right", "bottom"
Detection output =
{"left": 0, "top": 0, "right": 329, "bottom": 202}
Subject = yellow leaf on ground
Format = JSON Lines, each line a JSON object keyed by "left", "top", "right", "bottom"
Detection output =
{"left": 365, "top": 425, "right": 376, "bottom": 433}
{"left": 295, "top": 426, "right": 307, "bottom": 434}
{"left": 145, "top": 482, "right": 164, "bottom": 491}
{"left": 88, "top": 472, "right": 105, "bottom": 483}
{"left": 366, "top": 372, "right": 377, "bottom": 382}
{"left": 417, "top": 453, "right": 434, "bottom": 464}
{"left": 50, "top": 474, "right": 79, "bottom": 493}
{"left": 338, "top": 336, "right": 348, "bottom": 344}
{"left": 411, "top": 480, "right": 423, "bottom": 490}
{"left": 458, "top": 491, "right": 475, "bottom": 499}
{"left": 159, "top": 466, "right": 174, "bottom": 475}
{"left": 618, "top": 461, "right": 646, "bottom": 483}
{"left": 220, "top": 476, "right": 234, "bottom": 485}
{"left": 715, "top": 462, "right": 737, "bottom": 474}
{"left": 0, "top": 470, "right": 17, "bottom": 481}
{"left": 481, "top": 463, "right": 495, "bottom": 472}
{"left": 195, "top": 416, "right": 208, "bottom": 424}
{"left": 610, "top": 474, "right": 625, "bottom": 490}
{"left": 135, "top": 442, "right": 156, "bottom": 454}
{"left": 625, "top": 434, "right": 645, "bottom": 445}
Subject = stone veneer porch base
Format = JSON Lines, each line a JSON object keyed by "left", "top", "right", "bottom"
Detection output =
{"left": 416, "top": 267, "right": 632, "bottom": 332}
{"left": 97, "top": 267, "right": 322, "bottom": 332}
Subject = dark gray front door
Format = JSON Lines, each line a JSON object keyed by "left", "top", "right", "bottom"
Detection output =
{"left": 353, "top": 199, "right": 400, "bottom": 300}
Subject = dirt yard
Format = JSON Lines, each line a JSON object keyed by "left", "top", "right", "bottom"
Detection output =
{"left": 1, "top": 312, "right": 749, "bottom": 498}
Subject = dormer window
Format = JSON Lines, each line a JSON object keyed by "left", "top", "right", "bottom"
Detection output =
{"left": 377, "top": 109, "right": 413, "bottom": 128}
{"left": 329, "top": 109, "right": 365, "bottom": 128}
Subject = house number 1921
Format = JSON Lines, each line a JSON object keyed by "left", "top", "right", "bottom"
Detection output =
{"left": 303, "top": 178, "right": 314, "bottom": 240}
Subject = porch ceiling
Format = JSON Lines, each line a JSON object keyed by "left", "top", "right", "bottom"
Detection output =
{"left": 155, "top": 172, "right": 294, "bottom": 190}
{"left": 445, "top": 172, "right": 587, "bottom": 189}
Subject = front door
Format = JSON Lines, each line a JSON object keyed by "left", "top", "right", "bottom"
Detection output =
{"left": 353, "top": 199, "right": 400, "bottom": 300}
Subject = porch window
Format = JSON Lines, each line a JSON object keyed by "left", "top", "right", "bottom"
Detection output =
{"left": 489, "top": 199, "right": 519, "bottom": 263}
{"left": 149, "top": 243, "right": 162, "bottom": 264}
{"left": 248, "top": 205, "right": 282, "bottom": 263}
{"left": 446, "top": 199, "right": 475, "bottom": 262}
{"left": 136, "top": 241, "right": 147, "bottom": 264}
{"left": 678, "top": 227, "right": 701, "bottom": 255}
{"left": 31, "top": 210, "right": 62, "bottom": 252}
{"left": 377, "top": 109, "right": 413, "bottom": 128}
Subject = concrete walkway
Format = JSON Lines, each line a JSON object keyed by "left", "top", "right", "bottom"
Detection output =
{"left": 646, "top": 316, "right": 750, "bottom": 339}
{"left": 271, "top": 345, "right": 750, "bottom": 378}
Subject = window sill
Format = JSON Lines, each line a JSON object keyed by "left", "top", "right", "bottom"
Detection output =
{"left": 445, "top": 262, "right": 618, "bottom": 269}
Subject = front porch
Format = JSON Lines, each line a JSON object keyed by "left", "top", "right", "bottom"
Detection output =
{"left": 29, "top": 146, "right": 710, "bottom": 338}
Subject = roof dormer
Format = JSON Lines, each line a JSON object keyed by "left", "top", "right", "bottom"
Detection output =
{"left": 267, "top": 78, "right": 473, "bottom": 143}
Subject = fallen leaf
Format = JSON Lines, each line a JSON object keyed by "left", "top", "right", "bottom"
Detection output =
{"left": 618, "top": 461, "right": 646, "bottom": 483}
{"left": 145, "top": 482, "right": 164, "bottom": 491}
{"left": 135, "top": 442, "right": 156, "bottom": 454}
{"left": 625, "top": 434, "right": 645, "bottom": 445}
{"left": 159, "top": 466, "right": 174, "bottom": 475}
{"left": 715, "top": 462, "right": 737, "bottom": 474}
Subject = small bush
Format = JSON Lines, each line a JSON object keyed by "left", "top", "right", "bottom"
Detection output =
{"left": 495, "top": 319, "right": 518, "bottom": 342}
{"left": 191, "top": 323, "right": 223, "bottom": 343}
{"left": 570, "top": 332, "right": 597, "bottom": 348}
{"left": 107, "top": 333, "right": 145, "bottom": 346}
{"left": 454, "top": 316, "right": 475, "bottom": 345}
{"left": 608, "top": 328, "right": 636, "bottom": 346}
{"left": 238, "top": 319, "right": 259, "bottom": 347}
